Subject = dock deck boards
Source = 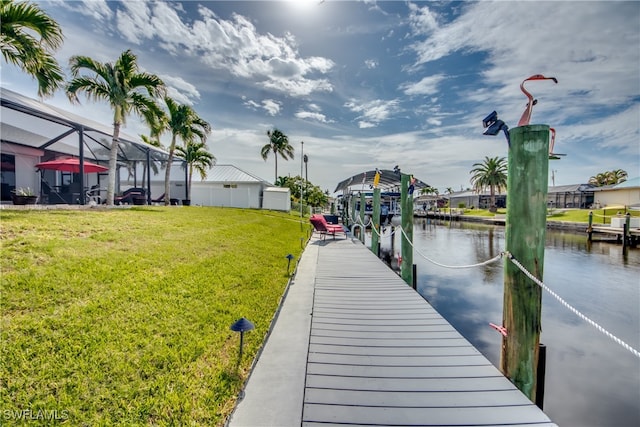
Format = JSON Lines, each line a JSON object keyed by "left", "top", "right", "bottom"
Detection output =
{"left": 228, "top": 236, "right": 556, "bottom": 427}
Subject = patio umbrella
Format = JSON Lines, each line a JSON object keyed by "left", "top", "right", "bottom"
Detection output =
{"left": 35, "top": 158, "right": 108, "bottom": 173}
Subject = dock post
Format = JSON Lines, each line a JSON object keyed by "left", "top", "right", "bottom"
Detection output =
{"left": 624, "top": 213, "right": 631, "bottom": 249}
{"left": 371, "top": 188, "right": 381, "bottom": 254}
{"left": 535, "top": 343, "right": 547, "bottom": 410}
{"left": 359, "top": 192, "right": 366, "bottom": 244}
{"left": 412, "top": 264, "right": 417, "bottom": 290}
{"left": 349, "top": 195, "right": 354, "bottom": 228}
{"left": 400, "top": 173, "right": 414, "bottom": 286}
{"left": 587, "top": 211, "right": 593, "bottom": 242}
{"left": 502, "top": 124, "right": 549, "bottom": 403}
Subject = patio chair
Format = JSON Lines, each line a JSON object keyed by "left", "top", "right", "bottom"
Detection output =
{"left": 41, "top": 180, "right": 66, "bottom": 204}
{"left": 151, "top": 193, "right": 166, "bottom": 204}
{"left": 114, "top": 187, "right": 146, "bottom": 205}
{"left": 86, "top": 185, "right": 103, "bottom": 205}
{"left": 310, "top": 214, "right": 347, "bottom": 240}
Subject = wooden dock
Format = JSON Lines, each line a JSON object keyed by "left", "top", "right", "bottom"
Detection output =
{"left": 590, "top": 225, "right": 640, "bottom": 241}
{"left": 229, "top": 236, "right": 555, "bottom": 426}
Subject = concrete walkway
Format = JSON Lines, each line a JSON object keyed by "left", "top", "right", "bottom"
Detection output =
{"left": 227, "top": 235, "right": 319, "bottom": 426}
{"left": 227, "top": 235, "right": 555, "bottom": 427}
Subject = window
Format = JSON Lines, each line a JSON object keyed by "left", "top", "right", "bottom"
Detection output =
{"left": 223, "top": 184, "right": 237, "bottom": 189}
{"left": 0, "top": 153, "right": 16, "bottom": 201}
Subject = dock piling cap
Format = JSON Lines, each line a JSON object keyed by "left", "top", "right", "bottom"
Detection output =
{"left": 231, "top": 317, "right": 255, "bottom": 332}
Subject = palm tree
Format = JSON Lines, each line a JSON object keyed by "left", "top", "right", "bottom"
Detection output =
{"left": 160, "top": 96, "right": 211, "bottom": 205}
{"left": 470, "top": 156, "right": 508, "bottom": 210}
{"left": 66, "top": 49, "right": 165, "bottom": 205}
{"left": 588, "top": 173, "right": 609, "bottom": 187}
{"left": 589, "top": 169, "right": 628, "bottom": 187}
{"left": 1, "top": 0, "right": 65, "bottom": 97}
{"left": 274, "top": 176, "right": 290, "bottom": 187}
{"left": 261, "top": 129, "right": 294, "bottom": 182}
{"left": 607, "top": 169, "right": 628, "bottom": 185}
{"left": 420, "top": 186, "right": 439, "bottom": 196}
{"left": 175, "top": 141, "right": 216, "bottom": 201}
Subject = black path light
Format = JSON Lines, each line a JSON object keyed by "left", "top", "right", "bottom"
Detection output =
{"left": 286, "top": 253, "right": 295, "bottom": 276}
{"left": 230, "top": 317, "right": 255, "bottom": 359}
{"left": 516, "top": 74, "right": 558, "bottom": 127}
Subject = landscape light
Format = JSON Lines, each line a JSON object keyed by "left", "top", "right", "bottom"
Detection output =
{"left": 286, "top": 253, "right": 295, "bottom": 275}
{"left": 230, "top": 317, "right": 255, "bottom": 359}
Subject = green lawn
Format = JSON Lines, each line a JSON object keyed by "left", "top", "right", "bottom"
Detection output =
{"left": 0, "top": 207, "right": 310, "bottom": 426}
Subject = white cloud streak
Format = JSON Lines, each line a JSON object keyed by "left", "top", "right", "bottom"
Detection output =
{"left": 344, "top": 99, "right": 401, "bottom": 128}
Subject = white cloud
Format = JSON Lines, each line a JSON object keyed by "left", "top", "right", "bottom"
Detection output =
{"left": 364, "top": 59, "right": 378, "bottom": 69}
{"left": 158, "top": 74, "right": 200, "bottom": 106}
{"left": 407, "top": 2, "right": 439, "bottom": 36}
{"left": 401, "top": 74, "right": 445, "bottom": 96}
{"left": 295, "top": 110, "right": 332, "bottom": 123}
{"left": 261, "top": 77, "right": 333, "bottom": 97}
{"left": 50, "top": 0, "right": 113, "bottom": 21}
{"left": 243, "top": 99, "right": 261, "bottom": 110}
{"left": 241, "top": 98, "right": 281, "bottom": 116}
{"left": 262, "top": 99, "right": 281, "bottom": 116}
{"left": 113, "top": 1, "right": 334, "bottom": 97}
{"left": 345, "top": 99, "right": 401, "bottom": 127}
{"left": 410, "top": 2, "right": 639, "bottom": 107}
{"left": 116, "top": 1, "right": 156, "bottom": 45}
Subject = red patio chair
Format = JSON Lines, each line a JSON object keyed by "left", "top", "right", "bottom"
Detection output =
{"left": 310, "top": 214, "right": 347, "bottom": 240}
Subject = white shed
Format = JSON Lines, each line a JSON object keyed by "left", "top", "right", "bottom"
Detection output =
{"left": 189, "top": 165, "right": 269, "bottom": 208}
{"left": 262, "top": 187, "right": 291, "bottom": 211}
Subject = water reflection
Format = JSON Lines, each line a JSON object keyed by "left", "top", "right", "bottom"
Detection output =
{"left": 378, "top": 219, "right": 640, "bottom": 427}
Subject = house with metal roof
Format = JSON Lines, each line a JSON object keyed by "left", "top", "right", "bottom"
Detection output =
{"left": 188, "top": 164, "right": 283, "bottom": 209}
{"left": 591, "top": 177, "right": 640, "bottom": 209}
{"left": 447, "top": 189, "right": 506, "bottom": 210}
{"left": 547, "top": 184, "right": 595, "bottom": 209}
{"left": 1, "top": 87, "right": 178, "bottom": 205}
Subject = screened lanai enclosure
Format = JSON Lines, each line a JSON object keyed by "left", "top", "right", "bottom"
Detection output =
{"left": 0, "top": 88, "right": 185, "bottom": 205}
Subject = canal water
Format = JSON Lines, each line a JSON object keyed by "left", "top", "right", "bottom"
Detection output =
{"left": 371, "top": 219, "right": 639, "bottom": 427}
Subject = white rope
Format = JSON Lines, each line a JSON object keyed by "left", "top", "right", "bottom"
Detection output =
{"left": 400, "top": 227, "right": 503, "bottom": 269}
{"left": 505, "top": 251, "right": 640, "bottom": 359}
{"left": 592, "top": 212, "right": 623, "bottom": 218}
{"left": 396, "top": 225, "right": 640, "bottom": 358}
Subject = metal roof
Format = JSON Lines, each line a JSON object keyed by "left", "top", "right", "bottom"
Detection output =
{"left": 548, "top": 184, "right": 594, "bottom": 193}
{"left": 204, "top": 164, "right": 270, "bottom": 184}
{"left": 334, "top": 169, "right": 430, "bottom": 193}
{"left": 612, "top": 177, "right": 639, "bottom": 189}
{"left": 1, "top": 87, "right": 170, "bottom": 163}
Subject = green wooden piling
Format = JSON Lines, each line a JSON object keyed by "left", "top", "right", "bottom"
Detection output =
{"left": 359, "top": 192, "right": 366, "bottom": 243}
{"left": 502, "top": 124, "right": 549, "bottom": 402}
{"left": 350, "top": 195, "right": 356, "bottom": 228}
{"left": 587, "top": 211, "right": 593, "bottom": 242}
{"left": 400, "top": 173, "right": 413, "bottom": 286}
{"left": 372, "top": 188, "right": 381, "bottom": 254}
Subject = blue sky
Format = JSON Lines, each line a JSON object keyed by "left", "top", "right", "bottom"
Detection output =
{"left": 2, "top": 0, "right": 639, "bottom": 194}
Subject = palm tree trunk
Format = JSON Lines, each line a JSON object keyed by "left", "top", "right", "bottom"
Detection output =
{"left": 164, "top": 135, "right": 177, "bottom": 206}
{"left": 188, "top": 166, "right": 193, "bottom": 201}
{"left": 490, "top": 185, "right": 496, "bottom": 210}
{"left": 106, "top": 123, "right": 121, "bottom": 206}
{"left": 274, "top": 154, "right": 278, "bottom": 183}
